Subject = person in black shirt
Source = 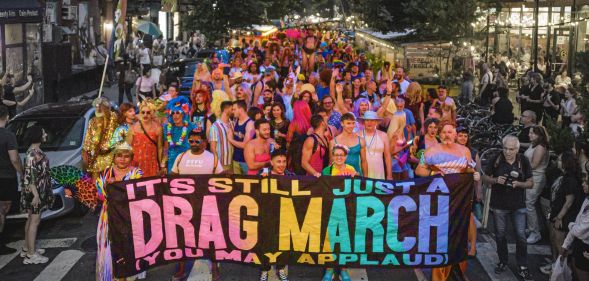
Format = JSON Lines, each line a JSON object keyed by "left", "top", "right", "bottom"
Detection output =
{"left": 518, "top": 110, "right": 537, "bottom": 151}
{"left": 517, "top": 72, "right": 532, "bottom": 114}
{"left": 522, "top": 73, "right": 544, "bottom": 123}
{"left": 0, "top": 105, "right": 24, "bottom": 254}
{"left": 1, "top": 73, "right": 34, "bottom": 118}
{"left": 482, "top": 135, "right": 534, "bottom": 280}
{"left": 542, "top": 82, "right": 561, "bottom": 126}
{"left": 491, "top": 87, "right": 514, "bottom": 124}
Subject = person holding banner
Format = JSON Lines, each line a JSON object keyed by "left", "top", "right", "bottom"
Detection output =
{"left": 330, "top": 113, "right": 367, "bottom": 176}
{"left": 169, "top": 131, "right": 222, "bottom": 281}
{"left": 258, "top": 149, "right": 291, "bottom": 281}
{"left": 415, "top": 122, "right": 480, "bottom": 281}
{"left": 321, "top": 143, "right": 357, "bottom": 281}
{"left": 96, "top": 142, "right": 143, "bottom": 281}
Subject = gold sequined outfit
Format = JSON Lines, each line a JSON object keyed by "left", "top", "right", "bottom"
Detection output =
{"left": 82, "top": 112, "right": 119, "bottom": 178}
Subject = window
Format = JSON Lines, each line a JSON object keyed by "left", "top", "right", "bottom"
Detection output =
{"left": 26, "top": 24, "right": 42, "bottom": 77}
{"left": 5, "top": 24, "right": 23, "bottom": 45}
{"left": 5, "top": 47, "right": 24, "bottom": 81}
{"left": 8, "top": 117, "right": 86, "bottom": 152}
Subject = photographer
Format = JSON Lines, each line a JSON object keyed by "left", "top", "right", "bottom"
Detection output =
{"left": 482, "top": 135, "right": 534, "bottom": 281}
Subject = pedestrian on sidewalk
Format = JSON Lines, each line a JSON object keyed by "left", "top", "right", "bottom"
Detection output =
{"left": 482, "top": 136, "right": 534, "bottom": 281}
{"left": 560, "top": 175, "right": 589, "bottom": 281}
{"left": 0, "top": 105, "right": 24, "bottom": 255}
{"left": 119, "top": 62, "right": 136, "bottom": 105}
{"left": 135, "top": 68, "right": 156, "bottom": 102}
{"left": 20, "top": 125, "right": 53, "bottom": 264}
{"left": 540, "top": 151, "right": 582, "bottom": 275}
{"left": 523, "top": 126, "right": 550, "bottom": 245}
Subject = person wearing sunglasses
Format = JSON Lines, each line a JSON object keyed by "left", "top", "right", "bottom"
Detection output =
{"left": 169, "top": 131, "right": 222, "bottom": 281}
{"left": 126, "top": 99, "right": 163, "bottom": 177}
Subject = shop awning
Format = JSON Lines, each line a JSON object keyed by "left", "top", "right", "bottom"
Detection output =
{"left": 0, "top": 0, "right": 43, "bottom": 23}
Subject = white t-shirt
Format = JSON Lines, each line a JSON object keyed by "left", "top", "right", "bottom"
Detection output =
{"left": 135, "top": 76, "right": 156, "bottom": 93}
{"left": 171, "top": 150, "right": 223, "bottom": 175}
{"left": 139, "top": 47, "right": 151, "bottom": 65}
{"left": 397, "top": 79, "right": 410, "bottom": 95}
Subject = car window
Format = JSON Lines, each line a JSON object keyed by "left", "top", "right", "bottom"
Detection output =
{"left": 183, "top": 63, "right": 198, "bottom": 77}
{"left": 7, "top": 117, "right": 86, "bottom": 152}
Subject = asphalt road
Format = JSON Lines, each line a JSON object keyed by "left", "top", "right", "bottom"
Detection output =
{"left": 0, "top": 206, "right": 555, "bottom": 281}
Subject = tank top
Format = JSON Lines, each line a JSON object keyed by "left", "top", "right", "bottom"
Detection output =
{"left": 232, "top": 118, "right": 252, "bottom": 162}
{"left": 335, "top": 136, "right": 363, "bottom": 176}
{"left": 247, "top": 153, "right": 271, "bottom": 175}
{"left": 416, "top": 135, "right": 440, "bottom": 162}
{"left": 524, "top": 144, "right": 549, "bottom": 175}
{"left": 308, "top": 134, "right": 328, "bottom": 175}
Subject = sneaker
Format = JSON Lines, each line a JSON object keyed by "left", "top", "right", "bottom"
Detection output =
{"left": 0, "top": 244, "right": 17, "bottom": 255}
{"left": 518, "top": 267, "right": 534, "bottom": 281}
{"left": 526, "top": 233, "right": 541, "bottom": 244}
{"left": 23, "top": 253, "right": 49, "bottom": 264}
{"left": 259, "top": 271, "right": 269, "bottom": 281}
{"left": 539, "top": 262, "right": 552, "bottom": 275}
{"left": 495, "top": 262, "right": 508, "bottom": 274}
{"left": 276, "top": 268, "right": 288, "bottom": 281}
{"left": 339, "top": 269, "right": 351, "bottom": 281}
{"left": 322, "top": 269, "right": 334, "bottom": 281}
{"left": 20, "top": 248, "right": 45, "bottom": 258}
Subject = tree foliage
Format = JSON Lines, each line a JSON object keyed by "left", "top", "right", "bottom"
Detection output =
{"left": 349, "top": 0, "right": 479, "bottom": 40}
{"left": 182, "top": 0, "right": 341, "bottom": 44}
{"left": 181, "top": 0, "right": 270, "bottom": 44}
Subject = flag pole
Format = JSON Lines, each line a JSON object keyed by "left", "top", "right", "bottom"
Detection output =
{"left": 98, "top": 54, "right": 109, "bottom": 98}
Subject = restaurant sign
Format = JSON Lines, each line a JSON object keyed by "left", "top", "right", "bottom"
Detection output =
{"left": 0, "top": 8, "right": 42, "bottom": 23}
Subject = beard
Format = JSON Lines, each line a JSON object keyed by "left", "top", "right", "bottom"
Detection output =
{"left": 442, "top": 138, "right": 454, "bottom": 145}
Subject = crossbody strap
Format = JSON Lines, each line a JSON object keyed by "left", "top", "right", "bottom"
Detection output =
{"left": 138, "top": 122, "right": 160, "bottom": 167}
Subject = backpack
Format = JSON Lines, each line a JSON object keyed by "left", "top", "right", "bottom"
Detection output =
{"left": 288, "top": 133, "right": 328, "bottom": 175}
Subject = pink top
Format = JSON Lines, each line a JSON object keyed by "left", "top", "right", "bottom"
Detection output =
{"left": 308, "top": 143, "right": 327, "bottom": 175}
{"left": 247, "top": 153, "right": 271, "bottom": 175}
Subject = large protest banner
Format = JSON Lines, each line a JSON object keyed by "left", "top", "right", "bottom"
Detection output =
{"left": 107, "top": 174, "right": 473, "bottom": 278}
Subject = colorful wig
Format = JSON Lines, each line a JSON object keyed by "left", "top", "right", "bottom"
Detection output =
{"left": 166, "top": 96, "right": 191, "bottom": 124}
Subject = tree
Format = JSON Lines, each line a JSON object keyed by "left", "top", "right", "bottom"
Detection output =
{"left": 349, "top": 0, "right": 479, "bottom": 40}
{"left": 181, "top": 0, "right": 270, "bottom": 45}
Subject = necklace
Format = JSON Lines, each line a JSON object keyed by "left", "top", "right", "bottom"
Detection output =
{"left": 166, "top": 121, "right": 188, "bottom": 147}
{"left": 113, "top": 167, "right": 131, "bottom": 181}
{"left": 363, "top": 129, "right": 377, "bottom": 156}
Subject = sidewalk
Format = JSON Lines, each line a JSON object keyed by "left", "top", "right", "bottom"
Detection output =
{"left": 78, "top": 82, "right": 136, "bottom": 105}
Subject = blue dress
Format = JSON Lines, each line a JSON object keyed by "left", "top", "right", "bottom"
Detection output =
{"left": 335, "top": 136, "right": 363, "bottom": 176}
{"left": 165, "top": 123, "right": 195, "bottom": 172}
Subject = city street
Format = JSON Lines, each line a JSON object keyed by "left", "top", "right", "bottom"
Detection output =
{"left": 1, "top": 0, "right": 585, "bottom": 280}
{"left": 0, "top": 186, "right": 551, "bottom": 281}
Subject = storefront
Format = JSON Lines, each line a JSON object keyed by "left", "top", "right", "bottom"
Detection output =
{"left": 0, "top": 0, "right": 44, "bottom": 109}
{"left": 475, "top": 1, "right": 589, "bottom": 75}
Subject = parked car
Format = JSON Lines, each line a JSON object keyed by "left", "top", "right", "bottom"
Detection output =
{"left": 5, "top": 100, "right": 95, "bottom": 220}
{"left": 167, "top": 49, "right": 216, "bottom": 96}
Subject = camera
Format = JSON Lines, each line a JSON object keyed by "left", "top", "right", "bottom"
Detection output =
{"left": 504, "top": 170, "right": 520, "bottom": 187}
